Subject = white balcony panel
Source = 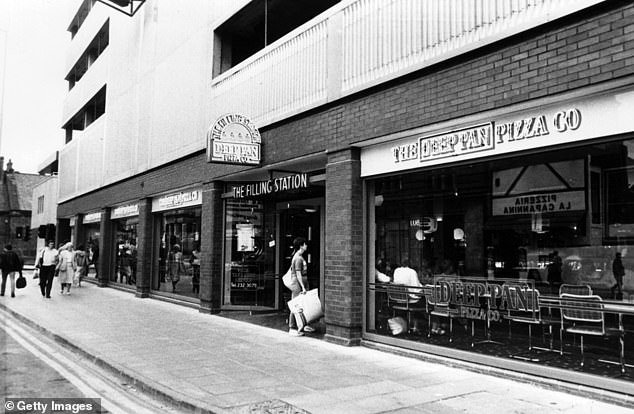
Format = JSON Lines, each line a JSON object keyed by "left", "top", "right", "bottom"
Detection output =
{"left": 210, "top": 19, "right": 329, "bottom": 128}
{"left": 341, "top": 0, "right": 605, "bottom": 94}
{"left": 58, "top": 117, "right": 106, "bottom": 203}
{"left": 65, "top": 4, "right": 110, "bottom": 76}
{"left": 62, "top": 48, "right": 109, "bottom": 126}
{"left": 58, "top": 140, "right": 79, "bottom": 202}
{"left": 210, "top": 0, "right": 606, "bottom": 130}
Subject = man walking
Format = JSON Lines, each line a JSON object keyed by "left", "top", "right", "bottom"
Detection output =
{"left": 1, "top": 244, "right": 23, "bottom": 298}
{"left": 38, "top": 240, "right": 59, "bottom": 299}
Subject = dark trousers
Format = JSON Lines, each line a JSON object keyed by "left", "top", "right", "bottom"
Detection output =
{"left": 1, "top": 271, "right": 16, "bottom": 295}
{"left": 39, "top": 265, "right": 56, "bottom": 297}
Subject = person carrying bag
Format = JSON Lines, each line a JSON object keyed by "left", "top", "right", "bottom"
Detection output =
{"left": 286, "top": 237, "right": 318, "bottom": 336}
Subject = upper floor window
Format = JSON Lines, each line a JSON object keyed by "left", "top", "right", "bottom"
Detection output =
{"left": 213, "top": 0, "right": 340, "bottom": 76}
{"left": 68, "top": 0, "right": 98, "bottom": 39}
{"left": 37, "top": 196, "right": 45, "bottom": 214}
{"left": 64, "top": 86, "right": 107, "bottom": 143}
{"left": 67, "top": 20, "right": 110, "bottom": 90}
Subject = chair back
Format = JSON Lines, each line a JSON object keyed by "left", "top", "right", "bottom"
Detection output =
{"left": 387, "top": 284, "right": 412, "bottom": 305}
{"left": 559, "top": 284, "right": 592, "bottom": 296}
{"left": 508, "top": 288, "right": 541, "bottom": 320}
{"left": 560, "top": 293, "right": 604, "bottom": 326}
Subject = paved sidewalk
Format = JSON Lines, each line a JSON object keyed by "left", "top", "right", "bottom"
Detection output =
{"left": 1, "top": 277, "right": 634, "bottom": 414}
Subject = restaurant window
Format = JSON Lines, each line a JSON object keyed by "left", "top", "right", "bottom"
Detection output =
{"left": 367, "top": 137, "right": 634, "bottom": 382}
{"left": 223, "top": 198, "right": 277, "bottom": 308}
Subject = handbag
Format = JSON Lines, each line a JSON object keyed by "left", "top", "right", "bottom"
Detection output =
{"left": 16, "top": 273, "right": 27, "bottom": 289}
{"left": 282, "top": 266, "right": 294, "bottom": 289}
{"left": 59, "top": 256, "right": 68, "bottom": 271}
{"left": 288, "top": 289, "right": 324, "bottom": 329}
{"left": 387, "top": 316, "right": 407, "bottom": 336}
{"left": 32, "top": 267, "right": 40, "bottom": 279}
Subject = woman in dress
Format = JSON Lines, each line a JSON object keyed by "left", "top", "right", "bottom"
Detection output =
{"left": 57, "top": 242, "right": 76, "bottom": 295}
{"left": 167, "top": 244, "right": 184, "bottom": 292}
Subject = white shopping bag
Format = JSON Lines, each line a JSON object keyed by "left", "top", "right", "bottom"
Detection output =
{"left": 287, "top": 289, "right": 324, "bottom": 328}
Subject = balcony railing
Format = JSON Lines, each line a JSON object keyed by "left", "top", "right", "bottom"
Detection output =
{"left": 210, "top": 0, "right": 606, "bottom": 129}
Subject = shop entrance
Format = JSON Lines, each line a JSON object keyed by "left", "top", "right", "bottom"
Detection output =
{"left": 278, "top": 202, "right": 322, "bottom": 298}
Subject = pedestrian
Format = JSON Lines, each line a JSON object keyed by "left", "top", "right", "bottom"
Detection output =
{"left": 611, "top": 252, "right": 625, "bottom": 299}
{"left": 1, "top": 244, "right": 23, "bottom": 298}
{"left": 57, "top": 242, "right": 76, "bottom": 295}
{"left": 88, "top": 240, "right": 100, "bottom": 278}
{"left": 288, "top": 237, "right": 315, "bottom": 336}
{"left": 547, "top": 250, "right": 562, "bottom": 288}
{"left": 190, "top": 244, "right": 201, "bottom": 294}
{"left": 73, "top": 244, "right": 89, "bottom": 287}
{"left": 39, "top": 240, "right": 59, "bottom": 299}
{"left": 166, "top": 244, "right": 184, "bottom": 292}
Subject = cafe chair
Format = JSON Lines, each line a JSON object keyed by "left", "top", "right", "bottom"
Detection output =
{"left": 506, "top": 289, "right": 547, "bottom": 351}
{"left": 424, "top": 284, "right": 457, "bottom": 342}
{"left": 559, "top": 284, "right": 592, "bottom": 296}
{"left": 387, "top": 284, "right": 425, "bottom": 334}
{"left": 559, "top": 293, "right": 626, "bottom": 374}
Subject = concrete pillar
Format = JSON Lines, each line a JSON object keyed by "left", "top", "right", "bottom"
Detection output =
{"left": 200, "top": 181, "right": 224, "bottom": 314}
{"left": 136, "top": 199, "right": 152, "bottom": 298}
{"left": 324, "top": 148, "right": 363, "bottom": 346}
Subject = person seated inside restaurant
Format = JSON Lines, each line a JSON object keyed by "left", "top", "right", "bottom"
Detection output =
{"left": 392, "top": 259, "right": 425, "bottom": 333}
{"left": 375, "top": 258, "right": 391, "bottom": 283}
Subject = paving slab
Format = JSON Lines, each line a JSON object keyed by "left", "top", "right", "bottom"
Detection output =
{"left": 1, "top": 278, "right": 633, "bottom": 413}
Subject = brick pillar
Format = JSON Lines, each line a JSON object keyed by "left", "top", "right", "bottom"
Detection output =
{"left": 56, "top": 218, "right": 72, "bottom": 246}
{"left": 72, "top": 215, "right": 83, "bottom": 247}
{"left": 136, "top": 199, "right": 152, "bottom": 298}
{"left": 324, "top": 148, "right": 363, "bottom": 346}
{"left": 97, "top": 208, "right": 112, "bottom": 288}
{"left": 200, "top": 181, "right": 224, "bottom": 314}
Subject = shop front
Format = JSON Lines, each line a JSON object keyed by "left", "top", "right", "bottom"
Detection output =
{"left": 82, "top": 211, "right": 102, "bottom": 278}
{"left": 362, "top": 83, "right": 634, "bottom": 392}
{"left": 221, "top": 173, "right": 324, "bottom": 311}
{"left": 110, "top": 203, "right": 139, "bottom": 286}
{"left": 151, "top": 189, "right": 202, "bottom": 299}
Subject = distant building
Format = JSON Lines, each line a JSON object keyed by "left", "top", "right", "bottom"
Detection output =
{"left": 0, "top": 157, "right": 49, "bottom": 261}
{"left": 30, "top": 152, "right": 60, "bottom": 258}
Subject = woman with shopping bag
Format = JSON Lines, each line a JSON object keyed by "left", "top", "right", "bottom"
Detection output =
{"left": 287, "top": 237, "right": 317, "bottom": 336}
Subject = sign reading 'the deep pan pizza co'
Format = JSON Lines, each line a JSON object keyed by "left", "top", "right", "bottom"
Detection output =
{"left": 361, "top": 85, "right": 634, "bottom": 177}
{"left": 207, "top": 113, "right": 261, "bottom": 165}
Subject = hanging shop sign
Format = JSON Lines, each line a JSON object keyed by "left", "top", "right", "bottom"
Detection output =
{"left": 69, "top": 217, "right": 77, "bottom": 227}
{"left": 207, "top": 113, "right": 261, "bottom": 165}
{"left": 111, "top": 203, "right": 139, "bottom": 219}
{"left": 83, "top": 212, "right": 102, "bottom": 224}
{"left": 232, "top": 173, "right": 308, "bottom": 199}
{"left": 152, "top": 189, "right": 202, "bottom": 212}
{"left": 361, "top": 85, "right": 634, "bottom": 177}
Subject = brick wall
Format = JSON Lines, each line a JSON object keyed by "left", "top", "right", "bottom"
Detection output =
{"left": 200, "top": 181, "right": 224, "bottom": 313}
{"left": 324, "top": 148, "right": 363, "bottom": 345}
{"left": 136, "top": 199, "right": 152, "bottom": 297}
